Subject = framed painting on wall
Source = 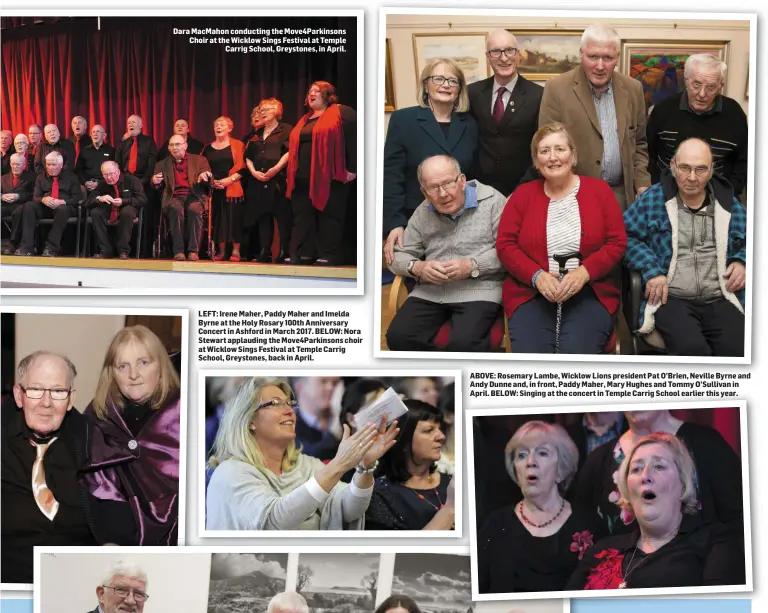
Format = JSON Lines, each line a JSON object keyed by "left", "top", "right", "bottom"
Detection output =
{"left": 412, "top": 32, "right": 490, "bottom": 86}
{"left": 512, "top": 29, "right": 582, "bottom": 81}
{"left": 385, "top": 37, "right": 396, "bottom": 111}
{"left": 620, "top": 40, "right": 729, "bottom": 109}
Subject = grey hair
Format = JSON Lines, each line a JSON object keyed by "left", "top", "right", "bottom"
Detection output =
{"left": 45, "top": 151, "right": 64, "bottom": 164}
{"left": 267, "top": 592, "right": 309, "bottom": 613}
{"left": 101, "top": 160, "right": 119, "bottom": 173}
{"left": 504, "top": 420, "right": 579, "bottom": 495}
{"left": 416, "top": 154, "right": 462, "bottom": 186}
{"left": 684, "top": 53, "right": 727, "bottom": 82}
{"left": 10, "top": 152, "right": 27, "bottom": 166}
{"left": 16, "top": 351, "right": 77, "bottom": 388}
{"left": 14, "top": 133, "right": 29, "bottom": 145}
{"left": 100, "top": 560, "right": 148, "bottom": 591}
{"left": 580, "top": 23, "right": 621, "bottom": 54}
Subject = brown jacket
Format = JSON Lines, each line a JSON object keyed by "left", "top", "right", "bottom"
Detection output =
{"left": 539, "top": 66, "right": 651, "bottom": 205}
{"left": 153, "top": 153, "right": 211, "bottom": 209}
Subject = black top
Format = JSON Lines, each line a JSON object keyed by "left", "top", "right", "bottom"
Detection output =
{"left": 1, "top": 170, "right": 37, "bottom": 204}
{"left": 244, "top": 122, "right": 292, "bottom": 221}
{"left": 202, "top": 144, "right": 236, "bottom": 180}
{"left": 76, "top": 144, "right": 117, "bottom": 184}
{"left": 1, "top": 147, "right": 13, "bottom": 175}
{"left": 571, "top": 422, "right": 744, "bottom": 537}
{"left": 34, "top": 139, "right": 77, "bottom": 174}
{"left": 295, "top": 104, "right": 357, "bottom": 181}
{"left": 115, "top": 134, "right": 158, "bottom": 180}
{"left": 365, "top": 473, "right": 451, "bottom": 530}
{"left": 565, "top": 514, "right": 745, "bottom": 590}
{"left": 245, "top": 123, "right": 292, "bottom": 172}
{"left": 478, "top": 504, "right": 603, "bottom": 593}
{"left": 157, "top": 136, "right": 205, "bottom": 161}
{"left": 121, "top": 398, "right": 155, "bottom": 437}
{"left": 294, "top": 410, "right": 339, "bottom": 461}
{"left": 32, "top": 170, "right": 82, "bottom": 207}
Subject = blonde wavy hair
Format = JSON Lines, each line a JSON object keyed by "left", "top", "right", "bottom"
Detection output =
{"left": 417, "top": 58, "right": 470, "bottom": 113}
{"left": 91, "top": 325, "right": 180, "bottom": 419}
{"left": 208, "top": 377, "right": 301, "bottom": 474}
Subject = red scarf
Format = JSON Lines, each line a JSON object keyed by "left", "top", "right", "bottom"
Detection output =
{"left": 286, "top": 104, "right": 347, "bottom": 211}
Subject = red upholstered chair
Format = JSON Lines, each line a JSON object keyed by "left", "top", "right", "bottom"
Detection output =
{"left": 387, "top": 275, "right": 511, "bottom": 352}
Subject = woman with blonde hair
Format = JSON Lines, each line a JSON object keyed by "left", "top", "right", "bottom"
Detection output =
{"left": 83, "top": 325, "right": 181, "bottom": 545}
{"left": 206, "top": 377, "right": 399, "bottom": 530}
{"left": 383, "top": 57, "right": 478, "bottom": 264}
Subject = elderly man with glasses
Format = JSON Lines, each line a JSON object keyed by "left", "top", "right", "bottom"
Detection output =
{"left": 94, "top": 561, "right": 150, "bottom": 613}
{"left": 467, "top": 28, "right": 543, "bottom": 197}
{"left": 624, "top": 137, "right": 746, "bottom": 356}
{"left": 386, "top": 154, "right": 507, "bottom": 352}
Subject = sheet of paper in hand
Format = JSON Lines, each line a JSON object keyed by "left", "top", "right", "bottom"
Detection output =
{"left": 353, "top": 387, "right": 408, "bottom": 429}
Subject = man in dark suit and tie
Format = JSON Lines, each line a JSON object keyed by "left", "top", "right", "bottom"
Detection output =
{"left": 468, "top": 29, "right": 543, "bottom": 197}
{"left": 1, "top": 153, "right": 37, "bottom": 254}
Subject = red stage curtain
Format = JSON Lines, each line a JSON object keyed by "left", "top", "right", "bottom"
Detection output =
{"left": 2, "top": 16, "right": 357, "bottom": 147}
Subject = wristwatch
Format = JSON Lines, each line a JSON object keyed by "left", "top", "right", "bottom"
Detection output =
{"left": 356, "top": 460, "right": 378, "bottom": 475}
{"left": 407, "top": 259, "right": 418, "bottom": 276}
{"left": 470, "top": 259, "right": 480, "bottom": 278}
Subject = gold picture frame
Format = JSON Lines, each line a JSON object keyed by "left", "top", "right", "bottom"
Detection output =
{"left": 385, "top": 38, "right": 396, "bottom": 112}
{"left": 511, "top": 29, "right": 583, "bottom": 81}
{"left": 412, "top": 32, "right": 490, "bottom": 87}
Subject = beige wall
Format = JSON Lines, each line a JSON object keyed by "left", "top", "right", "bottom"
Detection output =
{"left": 385, "top": 14, "right": 751, "bottom": 131}
{"left": 15, "top": 314, "right": 126, "bottom": 410}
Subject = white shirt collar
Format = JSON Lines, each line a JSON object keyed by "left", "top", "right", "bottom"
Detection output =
{"left": 493, "top": 74, "right": 518, "bottom": 96}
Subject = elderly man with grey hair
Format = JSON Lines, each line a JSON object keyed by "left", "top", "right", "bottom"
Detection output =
{"left": 1, "top": 152, "right": 37, "bottom": 254}
{"left": 16, "top": 150, "right": 82, "bottom": 256}
{"left": 1, "top": 129, "right": 14, "bottom": 175}
{"left": 33, "top": 123, "right": 76, "bottom": 173}
{"left": 647, "top": 53, "right": 748, "bottom": 199}
{"left": 539, "top": 23, "right": 651, "bottom": 210}
{"left": 13, "top": 133, "right": 34, "bottom": 170}
{"left": 116, "top": 115, "right": 158, "bottom": 185}
{"left": 386, "top": 154, "right": 507, "bottom": 352}
{"left": 267, "top": 591, "right": 309, "bottom": 613}
{"left": 93, "top": 561, "right": 150, "bottom": 613}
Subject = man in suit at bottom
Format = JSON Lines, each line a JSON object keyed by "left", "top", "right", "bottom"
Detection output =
{"left": 152, "top": 134, "right": 212, "bottom": 261}
{"left": 92, "top": 561, "right": 149, "bottom": 613}
{"left": 1, "top": 153, "right": 37, "bottom": 254}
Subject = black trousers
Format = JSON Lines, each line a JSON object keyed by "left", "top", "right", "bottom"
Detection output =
{"left": 1, "top": 201, "right": 24, "bottom": 246}
{"left": 90, "top": 203, "right": 137, "bottom": 256}
{"left": 290, "top": 179, "right": 349, "bottom": 263}
{"left": 386, "top": 296, "right": 502, "bottom": 352}
{"left": 654, "top": 296, "right": 745, "bottom": 357}
{"left": 164, "top": 194, "right": 202, "bottom": 255}
{"left": 20, "top": 201, "right": 77, "bottom": 252}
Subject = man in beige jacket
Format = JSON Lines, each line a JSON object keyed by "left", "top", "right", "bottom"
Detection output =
{"left": 539, "top": 23, "right": 650, "bottom": 209}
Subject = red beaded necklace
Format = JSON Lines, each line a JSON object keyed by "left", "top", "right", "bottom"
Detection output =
{"left": 518, "top": 497, "right": 565, "bottom": 528}
{"left": 406, "top": 485, "right": 445, "bottom": 511}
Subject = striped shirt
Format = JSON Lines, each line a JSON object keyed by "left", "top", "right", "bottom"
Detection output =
{"left": 546, "top": 177, "right": 582, "bottom": 275}
{"left": 591, "top": 82, "right": 622, "bottom": 186}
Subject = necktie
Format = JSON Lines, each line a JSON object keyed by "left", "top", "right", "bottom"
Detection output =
{"left": 13, "top": 175, "right": 19, "bottom": 188}
{"left": 51, "top": 177, "right": 59, "bottom": 199}
{"left": 128, "top": 137, "right": 138, "bottom": 174}
{"left": 493, "top": 87, "right": 507, "bottom": 124}
{"left": 75, "top": 138, "right": 81, "bottom": 165}
{"left": 109, "top": 184, "right": 120, "bottom": 222}
{"left": 30, "top": 437, "right": 60, "bottom": 520}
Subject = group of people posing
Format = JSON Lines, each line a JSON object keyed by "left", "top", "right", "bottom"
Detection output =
{"left": 384, "top": 24, "right": 748, "bottom": 357}
{"left": 1, "top": 80, "right": 356, "bottom": 265}
{"left": 1, "top": 325, "right": 182, "bottom": 585}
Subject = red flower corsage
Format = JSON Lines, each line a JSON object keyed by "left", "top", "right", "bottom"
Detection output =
{"left": 584, "top": 548, "right": 625, "bottom": 590}
{"left": 569, "top": 530, "right": 594, "bottom": 560}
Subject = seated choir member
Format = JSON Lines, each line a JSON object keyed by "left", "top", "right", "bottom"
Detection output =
{"left": 86, "top": 161, "right": 147, "bottom": 258}
{"left": 34, "top": 124, "right": 76, "bottom": 173}
{"left": 206, "top": 378, "right": 398, "bottom": 530}
{"left": 0, "top": 130, "right": 13, "bottom": 175}
{"left": 566, "top": 432, "right": 745, "bottom": 590}
{"left": 365, "top": 399, "right": 455, "bottom": 530}
{"left": 624, "top": 138, "right": 746, "bottom": 356}
{"left": 477, "top": 421, "right": 602, "bottom": 593}
{"left": 16, "top": 151, "right": 81, "bottom": 256}
{"left": 496, "top": 122, "right": 627, "bottom": 353}
{"left": 77, "top": 125, "right": 116, "bottom": 191}
{"left": 2, "top": 153, "right": 37, "bottom": 254}
{"left": 157, "top": 118, "right": 205, "bottom": 161}
{"left": 152, "top": 134, "right": 213, "bottom": 261}
{"left": 386, "top": 154, "right": 507, "bottom": 352}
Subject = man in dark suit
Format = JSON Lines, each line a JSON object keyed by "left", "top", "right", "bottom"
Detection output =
{"left": 86, "top": 161, "right": 147, "bottom": 259}
{"left": 1, "top": 153, "right": 37, "bottom": 254}
{"left": 68, "top": 116, "right": 91, "bottom": 168}
{"left": 291, "top": 376, "right": 342, "bottom": 461}
{"left": 152, "top": 134, "right": 212, "bottom": 261}
{"left": 1, "top": 130, "right": 15, "bottom": 175}
{"left": 115, "top": 115, "right": 158, "bottom": 185}
{"left": 468, "top": 29, "right": 543, "bottom": 197}
{"left": 33, "top": 124, "right": 77, "bottom": 174}
{"left": 77, "top": 124, "right": 117, "bottom": 191}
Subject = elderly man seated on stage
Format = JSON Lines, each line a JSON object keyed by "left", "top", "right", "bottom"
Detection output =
{"left": 78, "top": 125, "right": 117, "bottom": 192}
{"left": 386, "top": 154, "right": 507, "bottom": 352}
{"left": 152, "top": 134, "right": 212, "bottom": 261}
{"left": 1, "top": 130, "right": 13, "bottom": 175}
{"left": 16, "top": 151, "right": 81, "bottom": 256}
{"left": 86, "top": 161, "right": 147, "bottom": 259}
{"left": 624, "top": 137, "right": 746, "bottom": 356}
{"left": 2, "top": 153, "right": 37, "bottom": 255}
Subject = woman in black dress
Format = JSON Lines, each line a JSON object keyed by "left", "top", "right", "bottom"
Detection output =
{"left": 285, "top": 80, "right": 356, "bottom": 265}
{"left": 365, "top": 399, "right": 455, "bottom": 530}
{"left": 571, "top": 409, "right": 743, "bottom": 537}
{"left": 477, "top": 421, "right": 602, "bottom": 593}
{"left": 244, "top": 99, "right": 292, "bottom": 263}
{"left": 202, "top": 117, "right": 245, "bottom": 261}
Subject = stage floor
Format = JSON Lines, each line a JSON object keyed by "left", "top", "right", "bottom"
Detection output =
{"left": 0, "top": 255, "right": 358, "bottom": 292}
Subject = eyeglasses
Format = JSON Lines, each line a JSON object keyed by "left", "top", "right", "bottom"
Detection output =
{"left": 689, "top": 81, "right": 721, "bottom": 95}
{"left": 101, "top": 585, "right": 149, "bottom": 603}
{"left": 18, "top": 385, "right": 72, "bottom": 401}
{"left": 487, "top": 47, "right": 519, "bottom": 59}
{"left": 426, "top": 75, "right": 460, "bottom": 88}
{"left": 423, "top": 174, "right": 461, "bottom": 196}
{"left": 256, "top": 398, "right": 299, "bottom": 411}
{"left": 675, "top": 164, "right": 711, "bottom": 177}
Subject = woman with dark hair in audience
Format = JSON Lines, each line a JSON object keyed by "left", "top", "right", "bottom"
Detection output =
{"left": 202, "top": 116, "right": 245, "bottom": 261}
{"left": 244, "top": 98, "right": 292, "bottom": 263}
{"left": 365, "top": 399, "right": 455, "bottom": 530}
{"left": 285, "top": 80, "right": 356, "bottom": 266}
{"left": 157, "top": 118, "right": 205, "bottom": 161}
{"left": 375, "top": 595, "right": 423, "bottom": 613}
{"left": 478, "top": 421, "right": 601, "bottom": 593}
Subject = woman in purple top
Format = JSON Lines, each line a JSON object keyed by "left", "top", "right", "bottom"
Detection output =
{"left": 83, "top": 325, "right": 181, "bottom": 545}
